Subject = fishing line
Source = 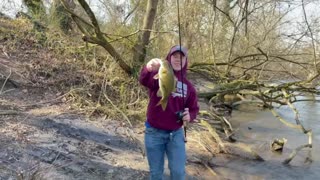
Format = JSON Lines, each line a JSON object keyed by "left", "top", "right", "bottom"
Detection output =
{"left": 176, "top": 0, "right": 185, "bottom": 108}
{"left": 176, "top": 0, "right": 187, "bottom": 142}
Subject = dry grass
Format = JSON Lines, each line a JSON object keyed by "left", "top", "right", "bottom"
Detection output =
{"left": 0, "top": 17, "right": 148, "bottom": 123}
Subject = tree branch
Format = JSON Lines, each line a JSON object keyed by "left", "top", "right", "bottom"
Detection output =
{"left": 301, "top": 0, "right": 318, "bottom": 73}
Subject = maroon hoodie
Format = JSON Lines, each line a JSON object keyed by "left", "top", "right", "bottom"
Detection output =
{"left": 139, "top": 45, "right": 199, "bottom": 130}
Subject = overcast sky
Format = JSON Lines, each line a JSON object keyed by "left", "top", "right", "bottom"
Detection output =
{"left": 1, "top": 0, "right": 319, "bottom": 40}
{"left": 0, "top": 0, "right": 119, "bottom": 19}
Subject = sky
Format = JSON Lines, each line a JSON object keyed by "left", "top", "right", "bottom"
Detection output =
{"left": 0, "top": 0, "right": 319, "bottom": 41}
{"left": 0, "top": 0, "right": 123, "bottom": 19}
{"left": 1, "top": 0, "right": 26, "bottom": 18}
{"left": 1, "top": 0, "right": 318, "bottom": 21}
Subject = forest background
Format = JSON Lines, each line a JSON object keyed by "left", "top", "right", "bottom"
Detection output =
{"left": 0, "top": 0, "right": 320, "bottom": 178}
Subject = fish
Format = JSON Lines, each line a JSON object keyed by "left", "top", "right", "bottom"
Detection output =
{"left": 153, "top": 59, "right": 176, "bottom": 111}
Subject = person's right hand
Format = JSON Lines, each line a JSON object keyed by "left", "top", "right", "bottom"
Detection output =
{"left": 146, "top": 58, "right": 161, "bottom": 72}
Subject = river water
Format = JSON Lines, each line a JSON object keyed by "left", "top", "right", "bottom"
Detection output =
{"left": 212, "top": 97, "right": 320, "bottom": 180}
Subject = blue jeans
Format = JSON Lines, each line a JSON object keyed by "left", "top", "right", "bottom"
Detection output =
{"left": 145, "top": 126, "right": 186, "bottom": 180}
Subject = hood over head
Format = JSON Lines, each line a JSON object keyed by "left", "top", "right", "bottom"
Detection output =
{"left": 165, "top": 45, "right": 188, "bottom": 79}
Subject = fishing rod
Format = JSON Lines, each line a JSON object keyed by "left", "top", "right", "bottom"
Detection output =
{"left": 176, "top": 0, "right": 187, "bottom": 142}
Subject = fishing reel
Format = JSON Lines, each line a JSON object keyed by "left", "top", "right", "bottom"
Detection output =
{"left": 176, "top": 110, "right": 184, "bottom": 123}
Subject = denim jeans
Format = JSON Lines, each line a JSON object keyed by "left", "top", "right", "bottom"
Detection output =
{"left": 145, "top": 126, "right": 186, "bottom": 180}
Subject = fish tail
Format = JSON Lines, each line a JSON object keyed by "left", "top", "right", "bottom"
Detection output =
{"left": 156, "top": 99, "right": 168, "bottom": 111}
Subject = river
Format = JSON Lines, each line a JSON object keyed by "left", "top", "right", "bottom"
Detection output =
{"left": 212, "top": 96, "right": 320, "bottom": 180}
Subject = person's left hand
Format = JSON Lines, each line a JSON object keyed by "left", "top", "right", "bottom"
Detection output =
{"left": 182, "top": 108, "right": 191, "bottom": 122}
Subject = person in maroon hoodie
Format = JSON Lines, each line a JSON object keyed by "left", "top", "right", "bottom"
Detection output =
{"left": 139, "top": 45, "right": 199, "bottom": 180}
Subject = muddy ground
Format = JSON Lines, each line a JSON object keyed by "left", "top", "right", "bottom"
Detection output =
{"left": 0, "top": 55, "right": 220, "bottom": 180}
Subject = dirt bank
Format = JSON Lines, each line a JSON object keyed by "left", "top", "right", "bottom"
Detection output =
{"left": 0, "top": 53, "right": 219, "bottom": 179}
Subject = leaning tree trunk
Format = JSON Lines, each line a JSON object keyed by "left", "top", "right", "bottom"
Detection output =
{"left": 62, "top": 0, "right": 159, "bottom": 76}
{"left": 61, "top": 0, "right": 132, "bottom": 75}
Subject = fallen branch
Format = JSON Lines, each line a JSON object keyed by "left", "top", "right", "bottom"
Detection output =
{"left": 203, "top": 161, "right": 217, "bottom": 176}
{"left": 199, "top": 113, "right": 263, "bottom": 160}
{"left": 200, "top": 120, "right": 226, "bottom": 152}
{"left": 268, "top": 89, "right": 313, "bottom": 164}
{"left": 199, "top": 110, "right": 235, "bottom": 141}
{"left": 187, "top": 156, "right": 217, "bottom": 176}
{"left": 283, "top": 144, "right": 312, "bottom": 164}
{"left": 281, "top": 89, "right": 305, "bottom": 129}
{"left": 0, "top": 68, "right": 11, "bottom": 94}
{"left": 0, "top": 110, "right": 21, "bottom": 115}
{"left": 269, "top": 109, "right": 302, "bottom": 130}
{"left": 20, "top": 88, "right": 82, "bottom": 108}
{"left": 103, "top": 93, "right": 145, "bottom": 157}
{"left": 103, "top": 93, "right": 132, "bottom": 127}
{"left": 224, "top": 142, "right": 264, "bottom": 161}
{"left": 283, "top": 130, "right": 313, "bottom": 164}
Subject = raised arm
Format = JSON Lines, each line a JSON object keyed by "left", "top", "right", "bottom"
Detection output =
{"left": 139, "top": 58, "right": 161, "bottom": 90}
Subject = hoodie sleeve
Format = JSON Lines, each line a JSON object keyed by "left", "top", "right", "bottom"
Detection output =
{"left": 139, "top": 66, "right": 157, "bottom": 90}
{"left": 186, "top": 85, "right": 199, "bottom": 122}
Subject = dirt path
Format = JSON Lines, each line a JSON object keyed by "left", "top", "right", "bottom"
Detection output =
{"left": 0, "top": 56, "right": 216, "bottom": 180}
{"left": 0, "top": 84, "right": 146, "bottom": 179}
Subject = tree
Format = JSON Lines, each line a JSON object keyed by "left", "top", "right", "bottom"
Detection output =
{"left": 59, "top": 0, "right": 320, "bottom": 164}
{"left": 132, "top": 0, "right": 159, "bottom": 67}
{"left": 50, "top": 0, "right": 75, "bottom": 34}
{"left": 61, "top": 0, "right": 159, "bottom": 76}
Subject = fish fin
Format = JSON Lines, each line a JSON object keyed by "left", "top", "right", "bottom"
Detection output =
{"left": 173, "top": 78, "right": 177, "bottom": 92}
{"left": 156, "top": 99, "right": 168, "bottom": 111}
{"left": 156, "top": 89, "right": 162, "bottom": 97}
{"left": 153, "top": 74, "right": 159, "bottom": 79}
{"left": 156, "top": 100, "right": 161, "bottom": 106}
{"left": 161, "top": 99, "right": 168, "bottom": 111}
{"left": 155, "top": 99, "right": 162, "bottom": 109}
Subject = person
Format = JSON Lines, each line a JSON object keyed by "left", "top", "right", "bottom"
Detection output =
{"left": 139, "top": 45, "right": 199, "bottom": 180}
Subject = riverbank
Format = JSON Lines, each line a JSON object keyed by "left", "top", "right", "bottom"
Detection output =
{"left": 0, "top": 55, "right": 220, "bottom": 179}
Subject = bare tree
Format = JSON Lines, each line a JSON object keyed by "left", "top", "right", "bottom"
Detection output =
{"left": 61, "top": 0, "right": 159, "bottom": 76}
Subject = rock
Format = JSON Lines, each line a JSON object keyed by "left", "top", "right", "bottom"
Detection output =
{"left": 271, "top": 138, "right": 287, "bottom": 152}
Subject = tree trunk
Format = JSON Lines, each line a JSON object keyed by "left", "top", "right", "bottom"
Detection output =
{"left": 62, "top": 0, "right": 133, "bottom": 75}
{"left": 132, "top": 0, "right": 159, "bottom": 67}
